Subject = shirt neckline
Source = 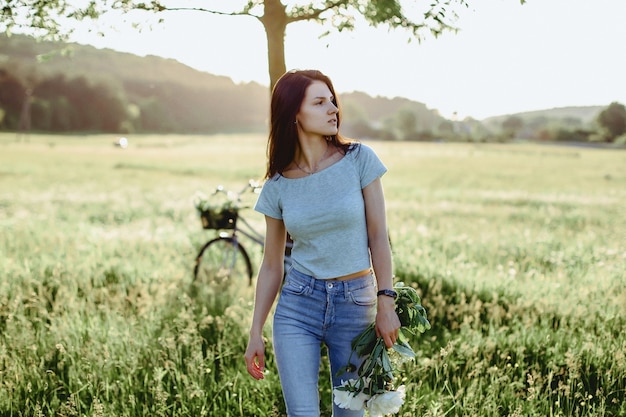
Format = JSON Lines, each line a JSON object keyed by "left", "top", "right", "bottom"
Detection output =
{"left": 279, "top": 153, "right": 347, "bottom": 181}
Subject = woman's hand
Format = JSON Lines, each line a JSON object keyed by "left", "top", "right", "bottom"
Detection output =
{"left": 244, "top": 216, "right": 286, "bottom": 380}
{"left": 244, "top": 334, "right": 266, "bottom": 380}
{"left": 375, "top": 296, "right": 401, "bottom": 348}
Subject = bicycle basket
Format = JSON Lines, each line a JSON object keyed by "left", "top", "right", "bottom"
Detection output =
{"left": 200, "top": 208, "right": 238, "bottom": 230}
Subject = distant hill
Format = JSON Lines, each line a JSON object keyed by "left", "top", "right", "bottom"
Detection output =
{"left": 0, "top": 34, "right": 270, "bottom": 133}
{"left": 483, "top": 106, "right": 603, "bottom": 126}
{"left": 0, "top": 34, "right": 448, "bottom": 136}
{"left": 0, "top": 34, "right": 610, "bottom": 137}
{"left": 341, "top": 91, "right": 441, "bottom": 131}
{"left": 0, "top": 33, "right": 238, "bottom": 90}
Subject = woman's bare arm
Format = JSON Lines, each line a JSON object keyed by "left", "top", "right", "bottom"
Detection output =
{"left": 363, "top": 177, "right": 400, "bottom": 348}
{"left": 244, "top": 216, "right": 287, "bottom": 379}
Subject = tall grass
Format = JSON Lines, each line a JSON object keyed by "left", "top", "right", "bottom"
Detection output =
{"left": 1, "top": 133, "right": 625, "bottom": 416}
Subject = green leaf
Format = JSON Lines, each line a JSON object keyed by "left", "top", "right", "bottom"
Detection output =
{"left": 352, "top": 325, "right": 377, "bottom": 356}
{"left": 392, "top": 342, "right": 415, "bottom": 358}
{"left": 381, "top": 348, "right": 393, "bottom": 372}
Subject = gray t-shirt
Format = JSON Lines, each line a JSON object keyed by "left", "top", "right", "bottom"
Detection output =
{"left": 254, "top": 142, "right": 387, "bottom": 279}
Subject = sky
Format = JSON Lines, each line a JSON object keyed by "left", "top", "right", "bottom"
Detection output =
{"left": 69, "top": 0, "right": 626, "bottom": 120}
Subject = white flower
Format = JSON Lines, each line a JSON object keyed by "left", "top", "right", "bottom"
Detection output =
{"left": 366, "top": 385, "right": 406, "bottom": 417}
{"left": 389, "top": 348, "right": 415, "bottom": 367}
{"left": 333, "top": 380, "right": 369, "bottom": 411}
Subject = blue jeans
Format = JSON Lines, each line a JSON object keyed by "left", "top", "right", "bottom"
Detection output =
{"left": 273, "top": 267, "right": 377, "bottom": 417}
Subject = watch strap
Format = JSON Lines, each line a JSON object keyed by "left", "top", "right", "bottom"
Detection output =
{"left": 377, "top": 289, "right": 398, "bottom": 299}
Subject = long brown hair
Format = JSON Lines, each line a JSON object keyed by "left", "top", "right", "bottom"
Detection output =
{"left": 264, "top": 69, "right": 354, "bottom": 180}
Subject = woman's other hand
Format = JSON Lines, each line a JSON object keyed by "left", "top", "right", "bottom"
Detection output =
{"left": 244, "top": 334, "right": 266, "bottom": 380}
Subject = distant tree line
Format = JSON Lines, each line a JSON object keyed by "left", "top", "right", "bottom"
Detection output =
{"left": 480, "top": 103, "right": 626, "bottom": 145}
{"left": 2, "top": 65, "right": 625, "bottom": 145}
{"left": 342, "top": 101, "right": 626, "bottom": 145}
{"left": 0, "top": 68, "right": 270, "bottom": 134}
{"left": 1, "top": 33, "right": 625, "bottom": 144}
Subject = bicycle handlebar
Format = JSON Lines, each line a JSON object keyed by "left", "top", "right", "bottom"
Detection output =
{"left": 208, "top": 179, "right": 262, "bottom": 205}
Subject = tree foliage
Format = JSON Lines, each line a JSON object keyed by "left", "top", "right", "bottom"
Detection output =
{"left": 596, "top": 101, "right": 626, "bottom": 141}
{"left": 0, "top": 0, "right": 524, "bottom": 91}
{"left": 501, "top": 115, "right": 524, "bottom": 139}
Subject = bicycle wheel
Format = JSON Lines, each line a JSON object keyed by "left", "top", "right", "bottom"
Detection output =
{"left": 194, "top": 236, "right": 254, "bottom": 286}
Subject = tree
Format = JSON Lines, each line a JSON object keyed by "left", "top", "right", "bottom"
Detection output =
{"left": 340, "top": 100, "right": 377, "bottom": 138}
{"left": 0, "top": 69, "right": 25, "bottom": 129}
{"left": 596, "top": 102, "right": 626, "bottom": 142}
{"left": 437, "top": 119, "right": 454, "bottom": 139}
{"left": 501, "top": 115, "right": 523, "bottom": 139}
{"left": 1, "top": 0, "right": 525, "bottom": 92}
{"left": 396, "top": 107, "right": 418, "bottom": 140}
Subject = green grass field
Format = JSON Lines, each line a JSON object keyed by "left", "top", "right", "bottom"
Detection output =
{"left": 1, "top": 133, "right": 625, "bottom": 416}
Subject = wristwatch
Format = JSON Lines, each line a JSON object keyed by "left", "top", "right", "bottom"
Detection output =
{"left": 377, "top": 289, "right": 398, "bottom": 299}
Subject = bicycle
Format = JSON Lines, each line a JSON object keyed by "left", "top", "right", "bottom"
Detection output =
{"left": 193, "top": 180, "right": 293, "bottom": 286}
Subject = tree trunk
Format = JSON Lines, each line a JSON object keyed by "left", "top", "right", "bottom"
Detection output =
{"left": 261, "top": 0, "right": 288, "bottom": 93}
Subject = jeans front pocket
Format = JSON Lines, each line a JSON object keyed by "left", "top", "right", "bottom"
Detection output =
{"left": 281, "top": 275, "right": 312, "bottom": 297}
{"left": 349, "top": 283, "right": 377, "bottom": 306}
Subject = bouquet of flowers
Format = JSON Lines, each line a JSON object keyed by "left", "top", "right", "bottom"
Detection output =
{"left": 192, "top": 188, "right": 241, "bottom": 230}
{"left": 333, "top": 282, "right": 431, "bottom": 416}
{"left": 192, "top": 188, "right": 239, "bottom": 213}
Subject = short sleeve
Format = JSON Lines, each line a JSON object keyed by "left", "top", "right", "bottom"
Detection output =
{"left": 254, "top": 176, "right": 283, "bottom": 219}
{"left": 353, "top": 143, "right": 387, "bottom": 188}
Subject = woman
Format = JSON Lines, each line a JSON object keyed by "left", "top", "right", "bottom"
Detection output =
{"left": 244, "top": 69, "right": 400, "bottom": 417}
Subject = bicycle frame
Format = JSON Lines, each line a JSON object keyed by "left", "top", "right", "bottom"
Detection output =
{"left": 224, "top": 181, "right": 293, "bottom": 263}
{"left": 225, "top": 214, "right": 293, "bottom": 271}
{"left": 222, "top": 214, "right": 264, "bottom": 248}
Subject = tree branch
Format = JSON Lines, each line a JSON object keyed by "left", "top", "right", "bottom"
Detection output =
{"left": 140, "top": 4, "right": 262, "bottom": 22}
{"left": 122, "top": 0, "right": 263, "bottom": 22}
{"left": 286, "top": 0, "right": 350, "bottom": 24}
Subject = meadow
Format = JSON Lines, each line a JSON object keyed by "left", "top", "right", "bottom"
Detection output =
{"left": 0, "top": 133, "right": 624, "bottom": 416}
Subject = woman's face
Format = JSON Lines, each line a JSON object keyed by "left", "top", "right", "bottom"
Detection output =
{"left": 295, "top": 80, "right": 338, "bottom": 138}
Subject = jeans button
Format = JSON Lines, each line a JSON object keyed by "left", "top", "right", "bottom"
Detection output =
{"left": 327, "top": 282, "right": 333, "bottom": 288}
